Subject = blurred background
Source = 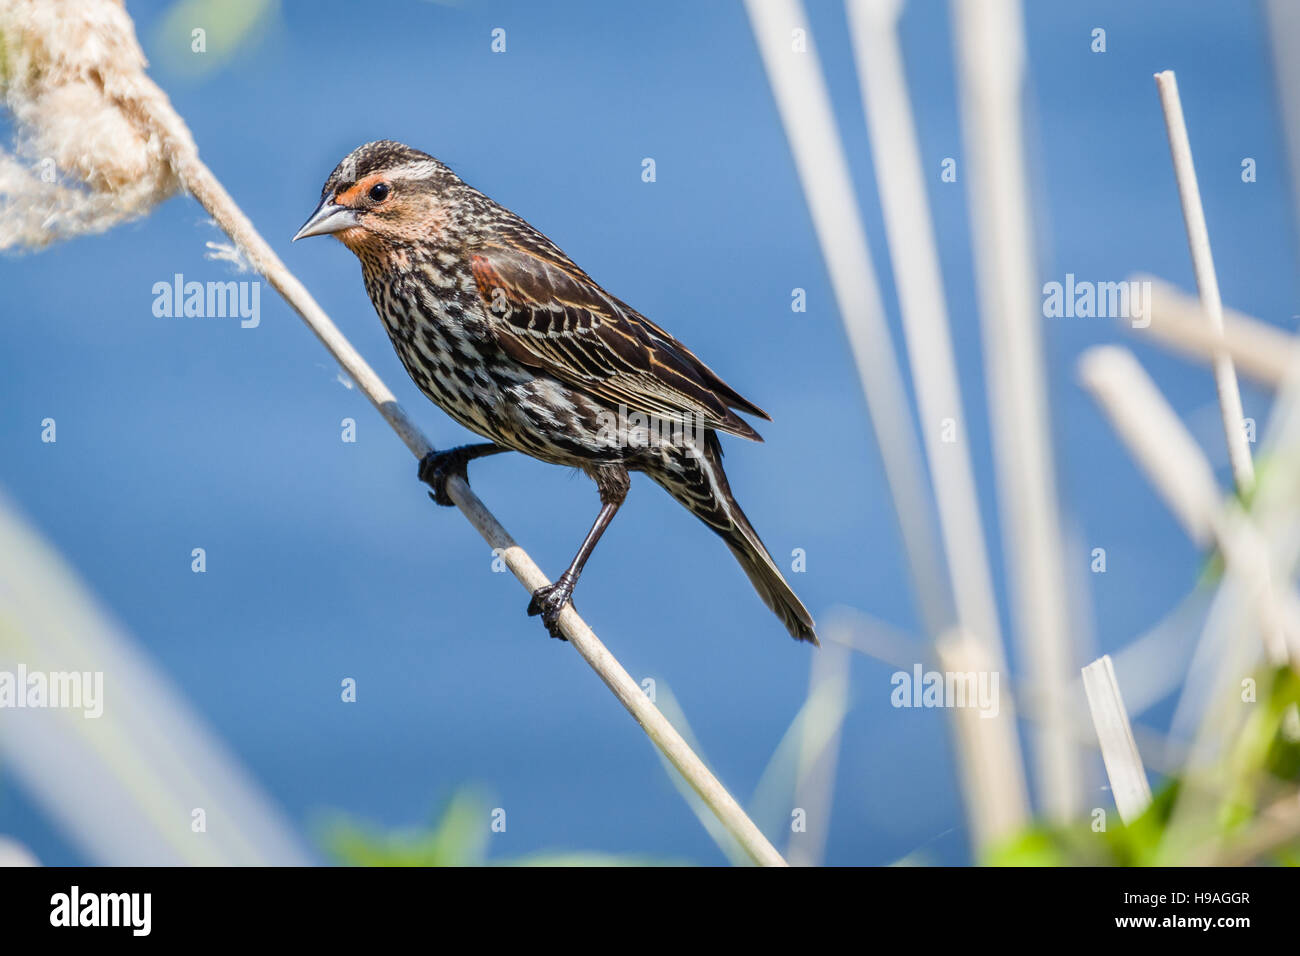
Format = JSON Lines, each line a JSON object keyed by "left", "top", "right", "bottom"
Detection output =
{"left": 0, "top": 0, "right": 1294, "bottom": 865}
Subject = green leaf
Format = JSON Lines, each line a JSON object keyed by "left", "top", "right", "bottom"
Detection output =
{"left": 320, "top": 790, "right": 489, "bottom": 867}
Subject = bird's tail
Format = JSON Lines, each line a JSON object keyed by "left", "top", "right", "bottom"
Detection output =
{"left": 649, "top": 433, "right": 818, "bottom": 644}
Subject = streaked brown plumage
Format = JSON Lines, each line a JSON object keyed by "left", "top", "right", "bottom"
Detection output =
{"left": 294, "top": 140, "right": 816, "bottom": 643}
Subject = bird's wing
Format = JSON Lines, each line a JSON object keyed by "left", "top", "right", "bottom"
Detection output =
{"left": 470, "top": 240, "right": 768, "bottom": 441}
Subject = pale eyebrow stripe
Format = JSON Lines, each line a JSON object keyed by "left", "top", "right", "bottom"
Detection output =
{"left": 383, "top": 160, "right": 440, "bottom": 179}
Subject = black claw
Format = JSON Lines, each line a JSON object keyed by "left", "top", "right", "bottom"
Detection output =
{"left": 528, "top": 577, "right": 575, "bottom": 640}
{"left": 418, "top": 449, "right": 469, "bottom": 507}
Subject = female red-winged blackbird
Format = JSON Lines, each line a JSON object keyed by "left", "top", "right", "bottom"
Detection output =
{"left": 294, "top": 141, "right": 816, "bottom": 644}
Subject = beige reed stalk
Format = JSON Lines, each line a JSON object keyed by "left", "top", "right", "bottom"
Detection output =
{"left": 743, "top": 0, "right": 952, "bottom": 640}
{"left": 1131, "top": 276, "right": 1300, "bottom": 388}
{"left": 827, "top": 607, "right": 1189, "bottom": 776}
{"left": 745, "top": 0, "right": 1033, "bottom": 851}
{"left": 1080, "top": 655, "right": 1153, "bottom": 825}
{"left": 1265, "top": 0, "right": 1300, "bottom": 277}
{"left": 847, "top": 0, "right": 1048, "bottom": 818}
{"left": 1079, "top": 347, "right": 1296, "bottom": 666}
{"left": 1154, "top": 70, "right": 1256, "bottom": 497}
{"left": 846, "top": 0, "right": 1004, "bottom": 705}
{"left": 1154, "top": 73, "right": 1300, "bottom": 679}
{"left": 0, "top": 495, "right": 312, "bottom": 865}
{"left": 951, "top": 0, "right": 1075, "bottom": 826}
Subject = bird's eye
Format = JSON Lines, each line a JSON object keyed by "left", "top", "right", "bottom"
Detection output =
{"left": 368, "top": 182, "right": 391, "bottom": 202}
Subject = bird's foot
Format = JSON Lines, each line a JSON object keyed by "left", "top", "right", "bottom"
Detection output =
{"left": 418, "top": 448, "right": 472, "bottom": 507}
{"left": 528, "top": 574, "right": 577, "bottom": 640}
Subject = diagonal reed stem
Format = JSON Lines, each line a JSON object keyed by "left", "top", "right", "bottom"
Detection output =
{"left": 1155, "top": 70, "right": 1256, "bottom": 497}
{"left": 1080, "top": 655, "right": 1153, "bottom": 825}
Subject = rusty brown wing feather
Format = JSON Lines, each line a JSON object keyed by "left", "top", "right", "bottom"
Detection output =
{"left": 470, "top": 240, "right": 768, "bottom": 441}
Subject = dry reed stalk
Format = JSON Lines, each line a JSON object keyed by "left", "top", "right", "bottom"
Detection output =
{"left": 745, "top": 0, "right": 1033, "bottom": 850}
{"left": 1078, "top": 347, "right": 1296, "bottom": 665}
{"left": 934, "top": 629, "right": 1027, "bottom": 850}
{"left": 950, "top": 0, "right": 1074, "bottom": 825}
{"left": 1129, "top": 276, "right": 1300, "bottom": 388}
{"left": 743, "top": 0, "right": 952, "bottom": 639}
{"left": 1080, "top": 655, "right": 1153, "bottom": 824}
{"left": 1155, "top": 70, "right": 1256, "bottom": 496}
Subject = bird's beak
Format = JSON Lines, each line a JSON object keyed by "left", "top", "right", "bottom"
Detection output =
{"left": 292, "top": 195, "right": 359, "bottom": 241}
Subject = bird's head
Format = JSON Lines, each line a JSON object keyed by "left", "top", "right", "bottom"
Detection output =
{"left": 292, "top": 140, "right": 459, "bottom": 253}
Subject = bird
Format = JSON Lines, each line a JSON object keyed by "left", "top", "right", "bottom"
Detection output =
{"left": 293, "top": 140, "right": 816, "bottom": 644}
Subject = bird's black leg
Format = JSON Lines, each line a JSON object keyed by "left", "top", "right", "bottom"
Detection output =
{"left": 418, "top": 443, "right": 509, "bottom": 506}
{"left": 529, "top": 465, "right": 629, "bottom": 639}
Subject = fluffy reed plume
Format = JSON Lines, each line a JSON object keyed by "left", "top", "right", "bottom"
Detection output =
{"left": 0, "top": 0, "right": 189, "bottom": 249}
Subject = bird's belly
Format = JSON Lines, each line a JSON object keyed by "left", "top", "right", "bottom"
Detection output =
{"left": 371, "top": 286, "right": 634, "bottom": 467}
{"left": 387, "top": 327, "right": 619, "bottom": 467}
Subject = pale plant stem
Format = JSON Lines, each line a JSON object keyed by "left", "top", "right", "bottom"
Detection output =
{"left": 745, "top": 0, "right": 1032, "bottom": 851}
{"left": 1146, "top": 91, "right": 1300, "bottom": 767}
{"left": 823, "top": 607, "right": 1190, "bottom": 776}
{"left": 787, "top": 636, "right": 850, "bottom": 867}
{"left": 1078, "top": 348, "right": 1222, "bottom": 548}
{"left": 1156, "top": 315, "right": 1300, "bottom": 859}
{"left": 951, "top": 0, "right": 1075, "bottom": 825}
{"left": 743, "top": 0, "right": 952, "bottom": 640}
{"left": 1155, "top": 70, "right": 1256, "bottom": 497}
{"left": 1124, "top": 278, "right": 1300, "bottom": 714}
{"left": 1264, "top": 0, "right": 1300, "bottom": 276}
{"left": 0, "top": 494, "right": 312, "bottom": 865}
{"left": 847, "top": 0, "right": 1002, "bottom": 699}
{"left": 129, "top": 76, "right": 786, "bottom": 867}
{"left": 934, "top": 629, "right": 1027, "bottom": 851}
{"left": 1131, "top": 276, "right": 1300, "bottom": 388}
{"left": 1080, "top": 655, "right": 1153, "bottom": 825}
{"left": 848, "top": 0, "right": 1058, "bottom": 818}
{"left": 1155, "top": 576, "right": 1268, "bottom": 864}
{"left": 1078, "top": 347, "right": 1297, "bottom": 686}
